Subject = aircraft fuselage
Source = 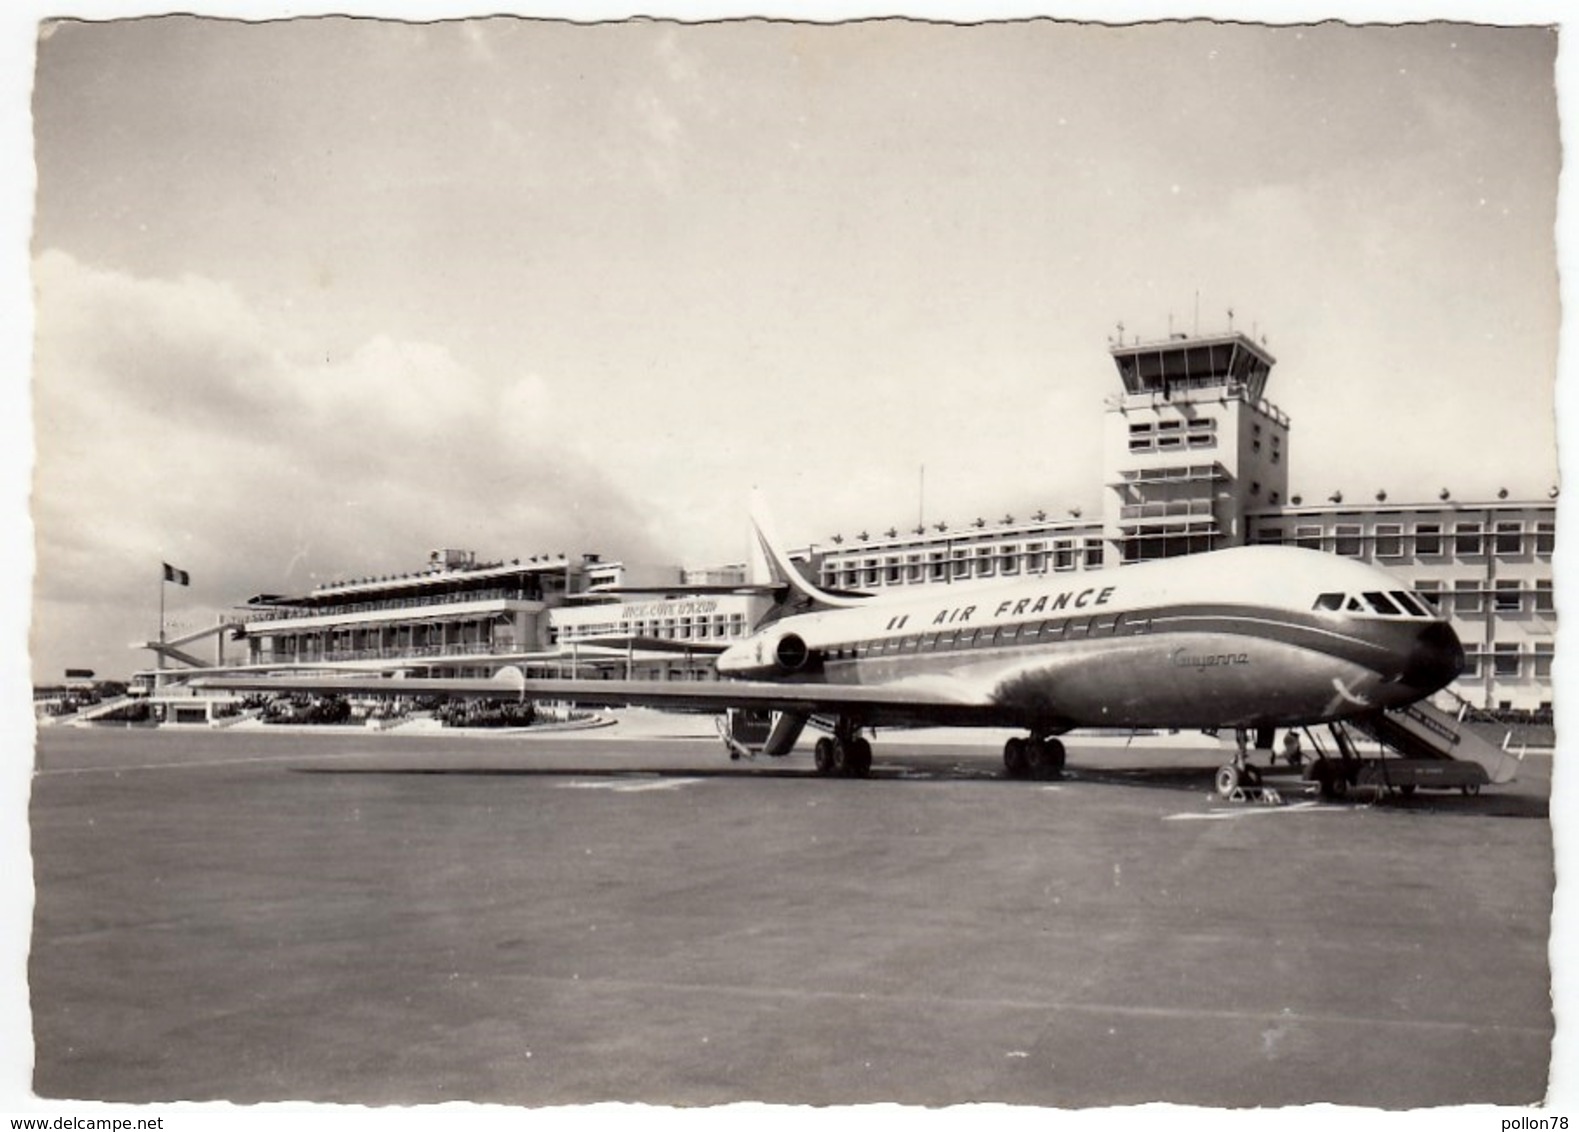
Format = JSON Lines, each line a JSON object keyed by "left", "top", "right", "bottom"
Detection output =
{"left": 716, "top": 545, "right": 1464, "bottom": 733}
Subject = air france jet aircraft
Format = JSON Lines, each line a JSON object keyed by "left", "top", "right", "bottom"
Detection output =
{"left": 196, "top": 502, "right": 1465, "bottom": 787}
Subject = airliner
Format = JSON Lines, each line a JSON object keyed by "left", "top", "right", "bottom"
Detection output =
{"left": 194, "top": 502, "right": 1465, "bottom": 787}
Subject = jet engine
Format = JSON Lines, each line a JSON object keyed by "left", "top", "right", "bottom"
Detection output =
{"left": 717, "top": 630, "right": 821, "bottom": 679}
{"left": 772, "top": 632, "right": 813, "bottom": 673}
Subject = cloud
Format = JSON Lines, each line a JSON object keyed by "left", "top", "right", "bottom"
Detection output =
{"left": 30, "top": 251, "right": 672, "bottom": 680}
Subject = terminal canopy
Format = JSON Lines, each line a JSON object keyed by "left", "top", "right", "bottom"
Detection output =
{"left": 1110, "top": 331, "right": 1275, "bottom": 401}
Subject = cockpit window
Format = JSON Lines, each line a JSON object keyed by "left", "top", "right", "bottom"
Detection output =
{"left": 1315, "top": 590, "right": 1438, "bottom": 618}
{"left": 1363, "top": 592, "right": 1402, "bottom": 616}
{"left": 1390, "top": 590, "right": 1429, "bottom": 617}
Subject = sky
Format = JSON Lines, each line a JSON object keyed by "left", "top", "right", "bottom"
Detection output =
{"left": 15, "top": 6, "right": 1563, "bottom": 684}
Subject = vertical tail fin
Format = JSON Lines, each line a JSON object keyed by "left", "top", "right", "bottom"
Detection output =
{"left": 749, "top": 492, "right": 867, "bottom": 615}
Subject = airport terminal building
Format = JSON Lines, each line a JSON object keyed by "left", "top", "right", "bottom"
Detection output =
{"left": 211, "top": 324, "right": 1552, "bottom": 714}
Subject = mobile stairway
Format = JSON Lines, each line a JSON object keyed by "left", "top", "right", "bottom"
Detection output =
{"left": 1304, "top": 689, "right": 1523, "bottom": 799}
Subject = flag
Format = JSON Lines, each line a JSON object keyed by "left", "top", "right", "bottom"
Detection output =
{"left": 162, "top": 562, "right": 190, "bottom": 586}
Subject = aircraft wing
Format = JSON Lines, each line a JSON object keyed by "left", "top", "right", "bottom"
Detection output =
{"left": 189, "top": 671, "right": 1001, "bottom": 725}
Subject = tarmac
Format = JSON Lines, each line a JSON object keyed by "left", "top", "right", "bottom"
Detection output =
{"left": 26, "top": 712, "right": 1557, "bottom": 1110}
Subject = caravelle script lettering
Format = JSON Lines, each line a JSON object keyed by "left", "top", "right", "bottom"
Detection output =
{"left": 1170, "top": 648, "right": 1250, "bottom": 669}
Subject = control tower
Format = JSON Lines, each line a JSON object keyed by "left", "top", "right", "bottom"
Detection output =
{"left": 1103, "top": 327, "right": 1288, "bottom": 562}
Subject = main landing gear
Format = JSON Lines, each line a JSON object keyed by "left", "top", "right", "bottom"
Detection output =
{"left": 1003, "top": 735, "right": 1066, "bottom": 780}
{"left": 812, "top": 717, "right": 873, "bottom": 778}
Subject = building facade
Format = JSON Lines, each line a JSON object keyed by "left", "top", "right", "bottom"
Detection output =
{"left": 238, "top": 549, "right": 764, "bottom": 682}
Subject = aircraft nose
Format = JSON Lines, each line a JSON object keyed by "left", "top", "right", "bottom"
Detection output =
{"left": 1398, "top": 620, "right": 1465, "bottom": 693}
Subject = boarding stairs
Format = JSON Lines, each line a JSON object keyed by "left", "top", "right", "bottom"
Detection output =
{"left": 1306, "top": 689, "right": 1523, "bottom": 797}
{"left": 1348, "top": 688, "right": 1522, "bottom": 785}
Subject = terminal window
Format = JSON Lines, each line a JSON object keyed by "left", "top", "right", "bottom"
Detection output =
{"left": 1494, "top": 581, "right": 1523, "bottom": 613}
{"left": 1334, "top": 525, "right": 1363, "bottom": 557}
{"left": 1495, "top": 522, "right": 1524, "bottom": 555}
{"left": 1415, "top": 580, "right": 1442, "bottom": 609}
{"left": 1454, "top": 522, "right": 1484, "bottom": 556}
{"left": 1413, "top": 523, "right": 1443, "bottom": 556}
{"left": 1374, "top": 524, "right": 1403, "bottom": 557}
{"left": 1535, "top": 643, "right": 1554, "bottom": 678}
{"left": 1454, "top": 580, "right": 1483, "bottom": 614}
{"left": 1536, "top": 522, "right": 1555, "bottom": 555}
{"left": 1294, "top": 526, "right": 1322, "bottom": 551}
{"left": 1534, "top": 579, "right": 1554, "bottom": 613}
{"left": 1493, "top": 643, "right": 1521, "bottom": 678}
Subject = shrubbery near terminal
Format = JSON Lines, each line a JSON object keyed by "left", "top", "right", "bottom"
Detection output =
{"left": 263, "top": 693, "right": 353, "bottom": 725}
{"left": 435, "top": 698, "right": 537, "bottom": 729}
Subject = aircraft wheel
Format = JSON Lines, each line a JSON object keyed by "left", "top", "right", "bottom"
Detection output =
{"left": 813, "top": 737, "right": 835, "bottom": 775}
{"left": 848, "top": 738, "right": 873, "bottom": 777}
{"left": 1215, "top": 764, "right": 1241, "bottom": 797}
{"left": 1004, "top": 737, "right": 1030, "bottom": 778}
{"left": 1028, "top": 737, "right": 1066, "bottom": 780}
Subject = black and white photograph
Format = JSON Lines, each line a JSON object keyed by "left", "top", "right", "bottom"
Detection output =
{"left": 7, "top": 0, "right": 1570, "bottom": 1124}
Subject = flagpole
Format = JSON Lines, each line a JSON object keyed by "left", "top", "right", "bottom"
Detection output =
{"left": 157, "top": 564, "right": 166, "bottom": 690}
